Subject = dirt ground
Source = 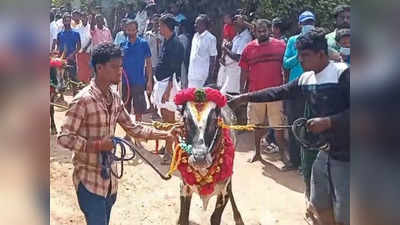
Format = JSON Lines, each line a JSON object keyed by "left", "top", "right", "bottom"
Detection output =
{"left": 50, "top": 98, "right": 307, "bottom": 225}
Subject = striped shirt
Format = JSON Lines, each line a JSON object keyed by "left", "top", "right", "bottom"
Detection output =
{"left": 57, "top": 80, "right": 154, "bottom": 197}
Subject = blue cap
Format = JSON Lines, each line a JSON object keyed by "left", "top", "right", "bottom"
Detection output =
{"left": 299, "top": 11, "right": 315, "bottom": 23}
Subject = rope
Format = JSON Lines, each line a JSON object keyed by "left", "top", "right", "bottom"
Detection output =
{"left": 100, "top": 137, "right": 172, "bottom": 180}
{"left": 122, "top": 69, "right": 131, "bottom": 106}
{"left": 50, "top": 102, "right": 69, "bottom": 111}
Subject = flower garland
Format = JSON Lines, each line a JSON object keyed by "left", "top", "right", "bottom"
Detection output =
{"left": 174, "top": 88, "right": 227, "bottom": 108}
{"left": 167, "top": 126, "right": 234, "bottom": 196}
{"left": 170, "top": 88, "right": 233, "bottom": 196}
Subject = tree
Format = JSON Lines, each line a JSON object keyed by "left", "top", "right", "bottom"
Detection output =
{"left": 255, "top": 0, "right": 351, "bottom": 35}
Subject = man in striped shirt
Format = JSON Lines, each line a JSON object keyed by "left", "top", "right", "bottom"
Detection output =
{"left": 58, "top": 43, "right": 175, "bottom": 225}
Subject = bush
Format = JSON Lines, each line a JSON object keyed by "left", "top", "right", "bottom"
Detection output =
{"left": 255, "top": 0, "right": 351, "bottom": 35}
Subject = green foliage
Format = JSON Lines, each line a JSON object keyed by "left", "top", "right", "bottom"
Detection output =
{"left": 255, "top": 0, "right": 351, "bottom": 35}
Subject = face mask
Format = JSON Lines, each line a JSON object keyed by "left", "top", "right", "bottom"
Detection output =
{"left": 301, "top": 25, "right": 314, "bottom": 34}
{"left": 340, "top": 47, "right": 350, "bottom": 56}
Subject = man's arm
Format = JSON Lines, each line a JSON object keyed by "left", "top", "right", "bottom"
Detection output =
{"left": 57, "top": 98, "right": 111, "bottom": 153}
{"left": 283, "top": 37, "right": 299, "bottom": 70}
{"left": 206, "top": 36, "right": 218, "bottom": 84}
{"left": 240, "top": 69, "right": 248, "bottom": 93}
{"left": 246, "top": 78, "right": 301, "bottom": 102}
{"left": 224, "top": 46, "right": 241, "bottom": 62}
{"left": 145, "top": 57, "right": 153, "bottom": 94}
{"left": 117, "top": 102, "right": 170, "bottom": 140}
{"left": 206, "top": 56, "right": 217, "bottom": 84}
{"left": 83, "top": 39, "right": 92, "bottom": 52}
{"left": 90, "top": 13, "right": 96, "bottom": 31}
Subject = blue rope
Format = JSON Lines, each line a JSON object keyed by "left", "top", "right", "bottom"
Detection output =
{"left": 100, "top": 137, "right": 136, "bottom": 180}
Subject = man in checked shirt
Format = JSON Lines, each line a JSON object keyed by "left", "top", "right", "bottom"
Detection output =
{"left": 57, "top": 43, "right": 176, "bottom": 225}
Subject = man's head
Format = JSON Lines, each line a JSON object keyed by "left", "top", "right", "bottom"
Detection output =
{"left": 298, "top": 11, "right": 316, "bottom": 34}
{"left": 62, "top": 13, "right": 72, "bottom": 29}
{"left": 233, "top": 14, "right": 246, "bottom": 33}
{"left": 72, "top": 10, "right": 80, "bottom": 22}
{"left": 223, "top": 13, "right": 233, "bottom": 25}
{"left": 255, "top": 19, "right": 271, "bottom": 43}
{"left": 168, "top": 3, "right": 179, "bottom": 15}
{"left": 95, "top": 6, "right": 102, "bottom": 14}
{"left": 145, "top": 3, "right": 157, "bottom": 17}
{"left": 335, "top": 28, "right": 351, "bottom": 63}
{"left": 271, "top": 17, "right": 284, "bottom": 37}
{"left": 159, "top": 13, "right": 176, "bottom": 38}
{"left": 80, "top": 12, "right": 88, "bottom": 26}
{"left": 296, "top": 27, "right": 329, "bottom": 72}
{"left": 194, "top": 14, "right": 209, "bottom": 34}
{"left": 333, "top": 5, "right": 351, "bottom": 29}
{"left": 91, "top": 43, "right": 122, "bottom": 85}
{"left": 120, "top": 18, "right": 128, "bottom": 32}
{"left": 150, "top": 14, "right": 160, "bottom": 32}
{"left": 125, "top": 19, "right": 138, "bottom": 39}
{"left": 137, "top": 0, "right": 146, "bottom": 11}
{"left": 95, "top": 14, "right": 105, "bottom": 28}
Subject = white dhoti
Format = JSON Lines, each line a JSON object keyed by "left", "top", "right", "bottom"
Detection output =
{"left": 217, "top": 56, "right": 241, "bottom": 94}
{"left": 151, "top": 74, "right": 181, "bottom": 114}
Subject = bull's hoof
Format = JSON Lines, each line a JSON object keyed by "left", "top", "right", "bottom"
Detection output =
{"left": 247, "top": 153, "right": 262, "bottom": 163}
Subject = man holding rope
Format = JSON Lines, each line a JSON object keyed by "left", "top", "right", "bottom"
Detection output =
{"left": 57, "top": 43, "right": 175, "bottom": 225}
{"left": 229, "top": 28, "right": 349, "bottom": 225}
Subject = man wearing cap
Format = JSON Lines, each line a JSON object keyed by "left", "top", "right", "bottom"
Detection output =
{"left": 283, "top": 11, "right": 316, "bottom": 180}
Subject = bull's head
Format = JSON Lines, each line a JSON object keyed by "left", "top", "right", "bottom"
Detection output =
{"left": 183, "top": 101, "right": 221, "bottom": 174}
{"left": 175, "top": 88, "right": 227, "bottom": 176}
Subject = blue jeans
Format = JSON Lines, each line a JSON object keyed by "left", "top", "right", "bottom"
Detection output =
{"left": 77, "top": 183, "right": 117, "bottom": 225}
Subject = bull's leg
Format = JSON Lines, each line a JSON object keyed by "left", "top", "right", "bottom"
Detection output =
{"left": 177, "top": 184, "right": 192, "bottom": 225}
{"left": 50, "top": 105, "right": 57, "bottom": 135}
{"left": 228, "top": 181, "right": 244, "bottom": 225}
{"left": 210, "top": 190, "right": 230, "bottom": 225}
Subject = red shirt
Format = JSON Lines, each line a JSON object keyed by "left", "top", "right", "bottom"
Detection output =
{"left": 239, "top": 38, "right": 286, "bottom": 91}
{"left": 223, "top": 24, "right": 236, "bottom": 41}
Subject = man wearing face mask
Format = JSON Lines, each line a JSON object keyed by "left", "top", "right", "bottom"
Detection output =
{"left": 335, "top": 28, "right": 351, "bottom": 65}
{"left": 282, "top": 11, "right": 315, "bottom": 173}
{"left": 239, "top": 19, "right": 288, "bottom": 166}
{"left": 326, "top": 5, "right": 351, "bottom": 53}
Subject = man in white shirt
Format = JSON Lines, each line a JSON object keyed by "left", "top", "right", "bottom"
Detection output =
{"left": 135, "top": 1, "right": 148, "bottom": 36}
{"left": 218, "top": 14, "right": 252, "bottom": 94}
{"left": 74, "top": 12, "right": 92, "bottom": 83}
{"left": 187, "top": 14, "right": 218, "bottom": 88}
{"left": 50, "top": 11, "right": 59, "bottom": 52}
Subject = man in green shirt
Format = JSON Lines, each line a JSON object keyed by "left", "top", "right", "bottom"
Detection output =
{"left": 326, "top": 5, "right": 351, "bottom": 52}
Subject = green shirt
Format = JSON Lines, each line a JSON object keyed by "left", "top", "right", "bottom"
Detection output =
{"left": 326, "top": 29, "right": 340, "bottom": 52}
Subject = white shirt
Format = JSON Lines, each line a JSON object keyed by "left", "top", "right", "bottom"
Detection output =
{"left": 50, "top": 21, "right": 59, "bottom": 50}
{"left": 188, "top": 30, "right": 218, "bottom": 85}
{"left": 144, "top": 30, "right": 164, "bottom": 68}
{"left": 298, "top": 61, "right": 348, "bottom": 86}
{"left": 135, "top": 10, "right": 148, "bottom": 35}
{"left": 74, "top": 23, "right": 92, "bottom": 53}
{"left": 218, "top": 29, "right": 252, "bottom": 94}
{"left": 231, "top": 29, "right": 252, "bottom": 55}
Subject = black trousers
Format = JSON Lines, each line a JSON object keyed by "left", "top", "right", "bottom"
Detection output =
{"left": 285, "top": 96, "right": 306, "bottom": 167}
